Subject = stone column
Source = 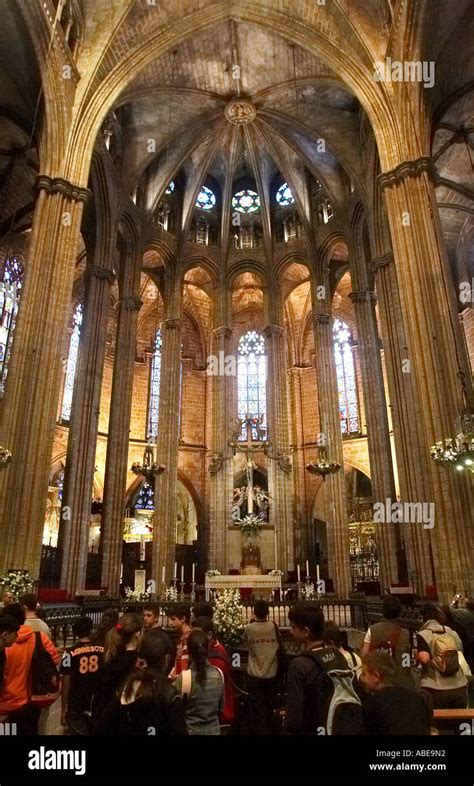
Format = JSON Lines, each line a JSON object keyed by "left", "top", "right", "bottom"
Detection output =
{"left": 380, "top": 158, "right": 473, "bottom": 599}
{"left": 310, "top": 261, "right": 351, "bottom": 597}
{"left": 0, "top": 176, "right": 89, "bottom": 577}
{"left": 152, "top": 270, "right": 183, "bottom": 585}
{"left": 287, "top": 366, "right": 310, "bottom": 565}
{"left": 59, "top": 263, "right": 116, "bottom": 594}
{"left": 100, "top": 262, "right": 141, "bottom": 595}
{"left": 348, "top": 288, "right": 402, "bottom": 589}
{"left": 208, "top": 324, "right": 233, "bottom": 572}
{"left": 264, "top": 322, "right": 294, "bottom": 572}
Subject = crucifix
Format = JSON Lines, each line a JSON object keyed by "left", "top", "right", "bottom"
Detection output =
{"left": 231, "top": 415, "right": 268, "bottom": 516}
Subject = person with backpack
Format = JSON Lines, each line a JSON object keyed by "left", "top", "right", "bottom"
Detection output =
{"left": 0, "top": 614, "right": 20, "bottom": 691}
{"left": 361, "top": 651, "right": 432, "bottom": 735}
{"left": 285, "top": 603, "right": 362, "bottom": 735}
{"left": 191, "top": 616, "right": 235, "bottom": 727}
{"left": 242, "top": 599, "right": 280, "bottom": 735}
{"left": 60, "top": 617, "right": 104, "bottom": 735}
{"left": 175, "top": 629, "right": 224, "bottom": 735}
{"left": 323, "top": 622, "right": 362, "bottom": 679}
{"left": 0, "top": 603, "right": 59, "bottom": 734}
{"left": 361, "top": 595, "right": 414, "bottom": 688}
{"left": 416, "top": 604, "right": 468, "bottom": 709}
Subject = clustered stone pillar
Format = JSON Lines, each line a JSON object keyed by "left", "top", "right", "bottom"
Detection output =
{"left": 153, "top": 270, "right": 183, "bottom": 585}
{"left": 100, "top": 260, "right": 141, "bottom": 595}
{"left": 208, "top": 325, "right": 233, "bottom": 572}
{"left": 348, "top": 287, "right": 402, "bottom": 590}
{"left": 0, "top": 176, "right": 89, "bottom": 577}
{"left": 60, "top": 263, "right": 116, "bottom": 594}
{"left": 264, "top": 323, "right": 294, "bottom": 571}
{"left": 379, "top": 158, "right": 473, "bottom": 599}
{"left": 310, "top": 261, "right": 351, "bottom": 597}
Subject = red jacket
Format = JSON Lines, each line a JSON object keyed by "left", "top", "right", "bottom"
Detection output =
{"left": 209, "top": 641, "right": 235, "bottom": 724}
{"left": 0, "top": 625, "right": 59, "bottom": 712}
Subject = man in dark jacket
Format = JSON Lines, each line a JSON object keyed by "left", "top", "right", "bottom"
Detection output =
{"left": 361, "top": 595, "right": 414, "bottom": 688}
{"left": 285, "top": 603, "right": 326, "bottom": 734}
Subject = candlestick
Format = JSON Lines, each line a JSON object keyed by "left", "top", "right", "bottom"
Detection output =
{"left": 316, "top": 564, "right": 320, "bottom": 582}
{"left": 297, "top": 564, "right": 301, "bottom": 582}
{"left": 306, "top": 560, "right": 309, "bottom": 576}
{"left": 161, "top": 566, "right": 165, "bottom": 584}
{"left": 174, "top": 561, "right": 177, "bottom": 580}
{"left": 192, "top": 562, "right": 195, "bottom": 583}
{"left": 181, "top": 565, "right": 184, "bottom": 584}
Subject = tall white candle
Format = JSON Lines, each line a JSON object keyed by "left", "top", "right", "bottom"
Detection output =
{"left": 174, "top": 561, "right": 177, "bottom": 579}
{"left": 297, "top": 564, "right": 301, "bottom": 582}
{"left": 316, "top": 564, "right": 320, "bottom": 582}
{"left": 161, "top": 566, "right": 165, "bottom": 584}
{"left": 181, "top": 565, "right": 184, "bottom": 583}
{"left": 192, "top": 563, "right": 195, "bottom": 583}
{"left": 306, "top": 560, "right": 310, "bottom": 576}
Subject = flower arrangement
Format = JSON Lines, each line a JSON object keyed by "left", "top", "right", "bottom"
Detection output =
{"left": 213, "top": 589, "right": 244, "bottom": 650}
{"left": 302, "top": 582, "right": 317, "bottom": 600}
{"left": 164, "top": 586, "right": 178, "bottom": 602}
{"left": 124, "top": 586, "right": 152, "bottom": 603}
{"left": 238, "top": 514, "right": 263, "bottom": 536}
{"left": 0, "top": 570, "right": 35, "bottom": 599}
{"left": 205, "top": 569, "right": 221, "bottom": 577}
{"left": 268, "top": 569, "right": 284, "bottom": 577}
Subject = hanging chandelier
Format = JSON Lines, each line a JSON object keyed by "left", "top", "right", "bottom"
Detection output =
{"left": 0, "top": 446, "right": 11, "bottom": 469}
{"left": 306, "top": 446, "right": 341, "bottom": 481}
{"left": 431, "top": 414, "right": 474, "bottom": 474}
{"left": 131, "top": 445, "right": 165, "bottom": 483}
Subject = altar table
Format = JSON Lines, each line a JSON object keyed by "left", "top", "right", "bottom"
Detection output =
{"left": 205, "top": 574, "right": 282, "bottom": 600}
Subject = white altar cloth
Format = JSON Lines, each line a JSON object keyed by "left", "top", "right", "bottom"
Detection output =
{"left": 205, "top": 574, "right": 281, "bottom": 600}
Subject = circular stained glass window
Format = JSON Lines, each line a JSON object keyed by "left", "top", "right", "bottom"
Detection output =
{"left": 165, "top": 181, "right": 175, "bottom": 195}
{"left": 232, "top": 189, "right": 260, "bottom": 214}
{"left": 276, "top": 182, "right": 295, "bottom": 206}
{"left": 196, "top": 185, "right": 216, "bottom": 211}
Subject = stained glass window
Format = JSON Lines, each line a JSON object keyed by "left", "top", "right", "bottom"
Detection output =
{"left": 60, "top": 302, "right": 83, "bottom": 422}
{"left": 237, "top": 330, "right": 267, "bottom": 440}
{"left": 135, "top": 480, "right": 155, "bottom": 511}
{"left": 276, "top": 182, "right": 295, "bottom": 206}
{"left": 147, "top": 329, "right": 162, "bottom": 439}
{"left": 196, "top": 185, "right": 216, "bottom": 211}
{"left": 333, "top": 319, "right": 359, "bottom": 435}
{"left": 165, "top": 181, "right": 175, "bottom": 195}
{"left": 232, "top": 189, "right": 260, "bottom": 214}
{"left": 0, "top": 256, "right": 24, "bottom": 396}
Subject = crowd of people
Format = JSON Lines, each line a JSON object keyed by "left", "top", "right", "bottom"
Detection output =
{"left": 0, "top": 591, "right": 472, "bottom": 736}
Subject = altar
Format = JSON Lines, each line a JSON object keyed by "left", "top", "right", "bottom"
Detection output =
{"left": 205, "top": 574, "right": 281, "bottom": 601}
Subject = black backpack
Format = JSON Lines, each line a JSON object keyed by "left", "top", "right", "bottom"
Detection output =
{"left": 302, "top": 647, "right": 363, "bottom": 735}
{"left": 29, "top": 632, "right": 60, "bottom": 708}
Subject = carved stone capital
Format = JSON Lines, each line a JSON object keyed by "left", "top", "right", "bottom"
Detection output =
{"left": 85, "top": 265, "right": 116, "bottom": 285}
{"left": 315, "top": 313, "right": 330, "bottom": 325}
{"left": 213, "top": 326, "right": 232, "bottom": 340}
{"left": 116, "top": 297, "right": 142, "bottom": 312}
{"left": 164, "top": 318, "right": 182, "bottom": 330}
{"left": 369, "top": 251, "right": 394, "bottom": 273}
{"left": 264, "top": 324, "right": 284, "bottom": 338}
{"left": 36, "top": 175, "right": 91, "bottom": 203}
{"left": 349, "top": 290, "right": 377, "bottom": 304}
{"left": 377, "top": 157, "right": 435, "bottom": 190}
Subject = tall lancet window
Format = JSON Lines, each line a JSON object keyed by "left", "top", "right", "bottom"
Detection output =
{"left": 0, "top": 256, "right": 24, "bottom": 396}
{"left": 147, "top": 328, "right": 162, "bottom": 439}
{"left": 333, "top": 319, "right": 359, "bottom": 435}
{"left": 60, "top": 302, "right": 83, "bottom": 422}
{"left": 237, "top": 330, "right": 267, "bottom": 440}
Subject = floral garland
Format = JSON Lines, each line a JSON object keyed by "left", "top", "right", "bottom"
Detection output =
{"left": 302, "top": 581, "right": 317, "bottom": 600}
{"left": 205, "top": 569, "right": 221, "bottom": 577}
{"left": 0, "top": 570, "right": 35, "bottom": 599}
{"left": 213, "top": 589, "right": 244, "bottom": 650}
{"left": 164, "top": 586, "right": 178, "bottom": 602}
{"left": 238, "top": 514, "right": 263, "bottom": 536}
{"left": 268, "top": 569, "right": 284, "bottom": 577}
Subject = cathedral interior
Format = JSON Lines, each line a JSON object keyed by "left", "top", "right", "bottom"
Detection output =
{"left": 0, "top": 0, "right": 472, "bottom": 604}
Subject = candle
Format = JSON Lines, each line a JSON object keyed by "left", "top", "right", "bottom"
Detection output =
{"left": 297, "top": 564, "right": 301, "bottom": 582}
{"left": 161, "top": 566, "right": 165, "bottom": 584}
{"left": 316, "top": 564, "right": 320, "bottom": 584}
{"left": 306, "top": 560, "right": 310, "bottom": 577}
{"left": 181, "top": 565, "right": 184, "bottom": 584}
{"left": 192, "top": 563, "right": 195, "bottom": 583}
{"left": 174, "top": 561, "right": 177, "bottom": 579}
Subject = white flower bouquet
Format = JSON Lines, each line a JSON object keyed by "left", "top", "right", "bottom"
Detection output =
{"left": 238, "top": 514, "right": 263, "bottom": 536}
{"left": 213, "top": 589, "right": 244, "bottom": 650}
{"left": 0, "top": 570, "right": 35, "bottom": 599}
{"left": 124, "top": 586, "right": 151, "bottom": 603}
